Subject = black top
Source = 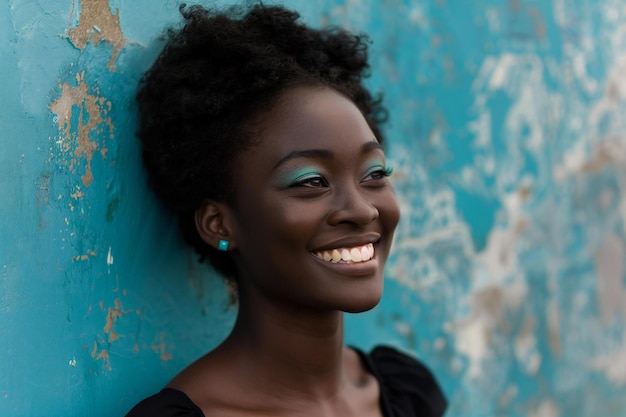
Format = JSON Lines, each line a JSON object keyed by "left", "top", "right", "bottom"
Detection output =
{"left": 125, "top": 346, "right": 447, "bottom": 417}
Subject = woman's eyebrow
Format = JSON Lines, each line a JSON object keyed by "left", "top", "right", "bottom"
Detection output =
{"left": 272, "top": 149, "right": 333, "bottom": 170}
{"left": 361, "top": 140, "right": 383, "bottom": 153}
{"left": 272, "top": 139, "right": 383, "bottom": 171}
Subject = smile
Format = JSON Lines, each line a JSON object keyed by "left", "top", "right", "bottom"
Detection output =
{"left": 312, "top": 243, "right": 374, "bottom": 264}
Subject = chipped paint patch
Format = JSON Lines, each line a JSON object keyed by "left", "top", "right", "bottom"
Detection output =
{"left": 49, "top": 72, "right": 113, "bottom": 187}
{"left": 72, "top": 249, "right": 96, "bottom": 262}
{"left": 104, "top": 298, "right": 123, "bottom": 343}
{"left": 594, "top": 234, "right": 626, "bottom": 323}
{"left": 90, "top": 298, "right": 135, "bottom": 372}
{"left": 95, "top": 348, "right": 111, "bottom": 371}
{"left": 529, "top": 399, "right": 560, "bottom": 417}
{"left": 449, "top": 285, "right": 505, "bottom": 378}
{"left": 498, "top": 385, "right": 519, "bottom": 408}
{"left": 151, "top": 334, "right": 173, "bottom": 361}
{"left": 546, "top": 299, "right": 562, "bottom": 356}
{"left": 67, "top": 0, "right": 126, "bottom": 71}
{"left": 70, "top": 185, "right": 84, "bottom": 200}
{"left": 90, "top": 341, "right": 112, "bottom": 371}
{"left": 448, "top": 315, "right": 490, "bottom": 378}
{"left": 590, "top": 336, "right": 626, "bottom": 386}
{"left": 588, "top": 54, "right": 626, "bottom": 128}
{"left": 514, "top": 317, "right": 541, "bottom": 375}
{"left": 554, "top": 140, "right": 626, "bottom": 180}
{"left": 449, "top": 280, "right": 531, "bottom": 378}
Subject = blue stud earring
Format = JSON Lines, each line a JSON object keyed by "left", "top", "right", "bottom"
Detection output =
{"left": 218, "top": 239, "right": 230, "bottom": 251}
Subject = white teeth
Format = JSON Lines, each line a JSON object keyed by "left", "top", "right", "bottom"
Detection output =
{"left": 361, "top": 245, "right": 371, "bottom": 261}
{"left": 314, "top": 243, "right": 375, "bottom": 264}
{"left": 350, "top": 248, "right": 362, "bottom": 262}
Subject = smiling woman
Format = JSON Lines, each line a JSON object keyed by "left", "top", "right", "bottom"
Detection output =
{"left": 223, "top": 87, "right": 400, "bottom": 314}
{"left": 125, "top": 3, "right": 446, "bottom": 417}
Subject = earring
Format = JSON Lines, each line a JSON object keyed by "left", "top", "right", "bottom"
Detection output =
{"left": 218, "top": 239, "right": 230, "bottom": 251}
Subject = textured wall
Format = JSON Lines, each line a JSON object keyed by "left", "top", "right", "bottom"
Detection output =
{"left": 2, "top": 0, "right": 626, "bottom": 416}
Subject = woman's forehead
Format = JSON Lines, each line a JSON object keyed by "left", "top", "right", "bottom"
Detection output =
{"left": 250, "top": 86, "right": 379, "bottom": 159}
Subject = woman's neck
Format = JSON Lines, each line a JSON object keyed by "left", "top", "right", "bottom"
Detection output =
{"left": 168, "top": 288, "right": 380, "bottom": 417}
{"left": 224, "top": 292, "right": 348, "bottom": 400}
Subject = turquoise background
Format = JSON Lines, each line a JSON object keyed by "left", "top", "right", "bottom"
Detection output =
{"left": 2, "top": 0, "right": 626, "bottom": 416}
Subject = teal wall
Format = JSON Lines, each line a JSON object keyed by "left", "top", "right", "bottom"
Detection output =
{"left": 2, "top": 0, "right": 626, "bottom": 416}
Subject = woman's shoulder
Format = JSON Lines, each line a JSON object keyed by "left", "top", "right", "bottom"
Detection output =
{"left": 124, "top": 388, "right": 205, "bottom": 417}
{"left": 358, "top": 345, "right": 448, "bottom": 417}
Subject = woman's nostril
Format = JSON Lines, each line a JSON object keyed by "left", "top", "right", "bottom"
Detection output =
{"left": 327, "top": 192, "right": 379, "bottom": 226}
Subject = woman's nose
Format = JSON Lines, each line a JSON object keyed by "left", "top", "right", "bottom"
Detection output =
{"left": 326, "top": 184, "right": 379, "bottom": 226}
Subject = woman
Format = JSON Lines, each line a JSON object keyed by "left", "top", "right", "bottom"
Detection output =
{"left": 126, "top": 3, "right": 447, "bottom": 416}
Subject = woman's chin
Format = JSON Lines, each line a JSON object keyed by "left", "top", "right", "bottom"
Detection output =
{"left": 340, "top": 291, "right": 383, "bottom": 313}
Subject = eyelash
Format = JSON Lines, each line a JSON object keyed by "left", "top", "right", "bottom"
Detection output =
{"left": 290, "top": 173, "right": 329, "bottom": 188}
{"left": 365, "top": 166, "right": 394, "bottom": 181}
{"left": 289, "top": 166, "right": 393, "bottom": 188}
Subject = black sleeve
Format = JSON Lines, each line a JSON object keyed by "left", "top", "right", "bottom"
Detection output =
{"left": 370, "top": 346, "right": 447, "bottom": 417}
{"left": 124, "top": 388, "right": 205, "bottom": 417}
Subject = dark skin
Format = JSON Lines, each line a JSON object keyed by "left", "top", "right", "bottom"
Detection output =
{"left": 169, "top": 86, "right": 401, "bottom": 417}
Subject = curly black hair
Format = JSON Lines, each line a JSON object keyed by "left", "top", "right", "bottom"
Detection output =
{"left": 136, "top": 3, "right": 387, "bottom": 281}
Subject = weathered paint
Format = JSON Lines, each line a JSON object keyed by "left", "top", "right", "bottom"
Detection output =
{"left": 49, "top": 71, "right": 113, "bottom": 187}
{"left": 1, "top": 0, "right": 626, "bottom": 416}
{"left": 67, "top": 0, "right": 126, "bottom": 71}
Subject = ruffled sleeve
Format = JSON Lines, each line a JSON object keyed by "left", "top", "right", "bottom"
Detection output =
{"left": 125, "top": 388, "right": 205, "bottom": 417}
{"left": 364, "top": 346, "right": 448, "bottom": 417}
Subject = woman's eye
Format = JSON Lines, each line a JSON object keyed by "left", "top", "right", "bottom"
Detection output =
{"left": 362, "top": 166, "right": 393, "bottom": 182}
{"left": 291, "top": 175, "right": 328, "bottom": 188}
{"left": 366, "top": 169, "right": 387, "bottom": 180}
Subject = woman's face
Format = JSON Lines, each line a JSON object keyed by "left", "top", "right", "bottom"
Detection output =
{"left": 229, "top": 86, "right": 400, "bottom": 313}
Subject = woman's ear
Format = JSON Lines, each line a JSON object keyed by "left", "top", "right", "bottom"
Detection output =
{"left": 195, "top": 200, "right": 237, "bottom": 251}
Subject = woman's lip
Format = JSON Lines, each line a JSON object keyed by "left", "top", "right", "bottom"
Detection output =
{"left": 310, "top": 232, "right": 381, "bottom": 252}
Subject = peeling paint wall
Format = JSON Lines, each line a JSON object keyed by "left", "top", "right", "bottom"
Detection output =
{"left": 2, "top": 0, "right": 626, "bottom": 416}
